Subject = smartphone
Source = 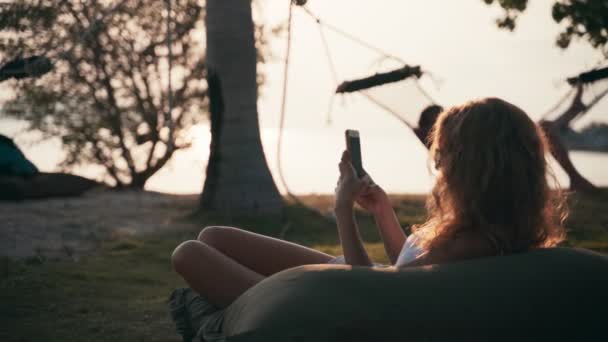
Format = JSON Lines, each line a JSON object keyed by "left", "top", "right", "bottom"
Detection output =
{"left": 345, "top": 129, "right": 366, "bottom": 177}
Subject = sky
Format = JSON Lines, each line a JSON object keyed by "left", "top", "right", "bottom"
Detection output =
{"left": 1, "top": 0, "right": 607, "bottom": 194}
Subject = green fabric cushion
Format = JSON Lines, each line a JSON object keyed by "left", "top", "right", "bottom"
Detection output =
{"left": 0, "top": 137, "right": 38, "bottom": 177}
{"left": 220, "top": 248, "right": 607, "bottom": 342}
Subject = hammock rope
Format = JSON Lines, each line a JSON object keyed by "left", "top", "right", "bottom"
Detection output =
{"left": 275, "top": 1, "right": 436, "bottom": 208}
{"left": 299, "top": 6, "right": 405, "bottom": 65}
{"left": 276, "top": 1, "right": 300, "bottom": 203}
{"left": 314, "top": 14, "right": 339, "bottom": 125}
{"left": 298, "top": 4, "right": 439, "bottom": 127}
{"left": 359, "top": 91, "right": 415, "bottom": 130}
{"left": 541, "top": 65, "right": 608, "bottom": 122}
{"left": 166, "top": 0, "right": 175, "bottom": 153}
{"left": 539, "top": 86, "right": 576, "bottom": 121}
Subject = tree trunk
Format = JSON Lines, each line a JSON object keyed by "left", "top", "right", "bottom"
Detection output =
{"left": 201, "top": 0, "right": 283, "bottom": 216}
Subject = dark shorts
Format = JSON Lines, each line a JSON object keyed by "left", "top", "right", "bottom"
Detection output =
{"left": 169, "top": 288, "right": 225, "bottom": 342}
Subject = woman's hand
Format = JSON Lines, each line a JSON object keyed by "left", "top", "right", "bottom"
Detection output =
{"left": 356, "top": 176, "right": 389, "bottom": 215}
{"left": 334, "top": 151, "right": 365, "bottom": 213}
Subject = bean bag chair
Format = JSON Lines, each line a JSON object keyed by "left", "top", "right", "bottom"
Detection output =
{"left": 0, "top": 134, "right": 38, "bottom": 177}
{"left": 0, "top": 135, "right": 101, "bottom": 200}
{"left": 0, "top": 172, "right": 101, "bottom": 200}
{"left": 170, "top": 247, "right": 607, "bottom": 342}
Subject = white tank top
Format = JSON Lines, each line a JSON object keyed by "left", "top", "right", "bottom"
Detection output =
{"left": 394, "top": 230, "right": 427, "bottom": 268}
{"left": 327, "top": 230, "right": 427, "bottom": 267}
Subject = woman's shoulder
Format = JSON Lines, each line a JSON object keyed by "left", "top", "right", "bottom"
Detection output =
{"left": 394, "top": 230, "right": 427, "bottom": 267}
{"left": 447, "top": 231, "right": 497, "bottom": 257}
{"left": 397, "top": 230, "right": 496, "bottom": 268}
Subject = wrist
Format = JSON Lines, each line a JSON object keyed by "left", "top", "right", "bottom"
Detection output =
{"left": 371, "top": 194, "right": 391, "bottom": 215}
{"left": 334, "top": 201, "right": 354, "bottom": 215}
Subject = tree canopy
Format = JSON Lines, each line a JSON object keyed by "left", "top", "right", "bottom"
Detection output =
{"left": 483, "top": 0, "right": 608, "bottom": 55}
{"left": 0, "top": 0, "right": 206, "bottom": 187}
{"left": 0, "top": 0, "right": 272, "bottom": 188}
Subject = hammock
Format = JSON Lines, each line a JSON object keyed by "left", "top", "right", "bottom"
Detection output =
{"left": 275, "top": 3, "right": 441, "bottom": 200}
{"left": 567, "top": 66, "right": 608, "bottom": 85}
{"left": 289, "top": 5, "right": 439, "bottom": 130}
{"left": 333, "top": 63, "right": 433, "bottom": 130}
{"left": 335, "top": 65, "right": 422, "bottom": 94}
{"left": 543, "top": 65, "right": 608, "bottom": 153}
{"left": 0, "top": 55, "right": 52, "bottom": 82}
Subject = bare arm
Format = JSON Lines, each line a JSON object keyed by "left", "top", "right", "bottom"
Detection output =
{"left": 355, "top": 179, "right": 406, "bottom": 265}
{"left": 335, "top": 205, "right": 373, "bottom": 267}
{"left": 371, "top": 197, "right": 406, "bottom": 265}
{"left": 398, "top": 232, "right": 494, "bottom": 269}
{"left": 334, "top": 151, "right": 373, "bottom": 267}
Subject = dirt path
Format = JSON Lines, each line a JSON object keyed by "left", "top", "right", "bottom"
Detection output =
{"left": 0, "top": 190, "right": 200, "bottom": 259}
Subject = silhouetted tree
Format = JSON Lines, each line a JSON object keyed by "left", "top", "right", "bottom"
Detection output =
{"left": 0, "top": 0, "right": 210, "bottom": 188}
{"left": 483, "top": 0, "right": 608, "bottom": 55}
{"left": 201, "top": 0, "right": 283, "bottom": 216}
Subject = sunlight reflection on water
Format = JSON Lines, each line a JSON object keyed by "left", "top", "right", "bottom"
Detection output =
{"left": 4, "top": 121, "right": 607, "bottom": 195}
{"left": 144, "top": 125, "right": 608, "bottom": 195}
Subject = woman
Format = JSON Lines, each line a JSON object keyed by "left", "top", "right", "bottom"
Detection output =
{"left": 171, "top": 97, "right": 567, "bottom": 312}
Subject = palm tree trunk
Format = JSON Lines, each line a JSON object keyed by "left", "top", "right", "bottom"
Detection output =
{"left": 201, "top": 0, "right": 283, "bottom": 216}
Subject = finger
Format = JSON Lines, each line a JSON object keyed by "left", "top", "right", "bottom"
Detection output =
{"left": 344, "top": 161, "right": 356, "bottom": 178}
{"left": 362, "top": 174, "right": 379, "bottom": 188}
{"left": 361, "top": 174, "right": 372, "bottom": 185}
{"left": 349, "top": 161, "right": 358, "bottom": 175}
{"left": 339, "top": 162, "right": 355, "bottom": 182}
{"left": 341, "top": 150, "right": 351, "bottom": 163}
{"left": 359, "top": 184, "right": 372, "bottom": 197}
{"left": 338, "top": 159, "right": 347, "bottom": 177}
{"left": 339, "top": 160, "right": 347, "bottom": 174}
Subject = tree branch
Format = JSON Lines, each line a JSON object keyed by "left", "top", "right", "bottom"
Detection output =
{"left": 336, "top": 65, "right": 422, "bottom": 93}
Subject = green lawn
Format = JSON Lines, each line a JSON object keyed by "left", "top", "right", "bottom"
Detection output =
{"left": 2, "top": 190, "right": 607, "bottom": 341}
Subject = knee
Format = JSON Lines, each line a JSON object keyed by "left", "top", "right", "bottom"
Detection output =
{"left": 198, "top": 226, "right": 234, "bottom": 247}
{"left": 171, "top": 240, "right": 201, "bottom": 274}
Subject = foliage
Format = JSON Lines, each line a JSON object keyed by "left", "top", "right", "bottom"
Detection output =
{"left": 483, "top": 0, "right": 608, "bottom": 55}
{"left": 0, "top": 0, "right": 274, "bottom": 188}
{"left": 0, "top": 0, "right": 206, "bottom": 187}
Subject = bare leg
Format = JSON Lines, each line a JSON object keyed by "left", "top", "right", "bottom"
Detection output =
{"left": 197, "top": 226, "right": 335, "bottom": 276}
{"left": 172, "top": 240, "right": 264, "bottom": 308}
{"left": 172, "top": 227, "right": 336, "bottom": 308}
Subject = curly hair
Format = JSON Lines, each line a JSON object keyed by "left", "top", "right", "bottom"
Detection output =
{"left": 414, "top": 98, "right": 567, "bottom": 254}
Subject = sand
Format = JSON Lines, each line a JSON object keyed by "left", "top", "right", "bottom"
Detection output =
{"left": 0, "top": 189, "right": 200, "bottom": 259}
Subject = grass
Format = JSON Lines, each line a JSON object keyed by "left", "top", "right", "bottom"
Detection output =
{"left": 1, "top": 190, "right": 607, "bottom": 341}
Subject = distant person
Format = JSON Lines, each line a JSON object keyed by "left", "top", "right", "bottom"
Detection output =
{"left": 170, "top": 98, "right": 566, "bottom": 340}
{"left": 413, "top": 104, "right": 443, "bottom": 149}
{"left": 538, "top": 84, "right": 597, "bottom": 193}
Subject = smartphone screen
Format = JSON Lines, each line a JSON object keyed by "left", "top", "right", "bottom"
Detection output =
{"left": 345, "top": 129, "right": 365, "bottom": 177}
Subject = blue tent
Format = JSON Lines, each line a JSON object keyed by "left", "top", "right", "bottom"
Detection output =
{"left": 0, "top": 135, "right": 38, "bottom": 177}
